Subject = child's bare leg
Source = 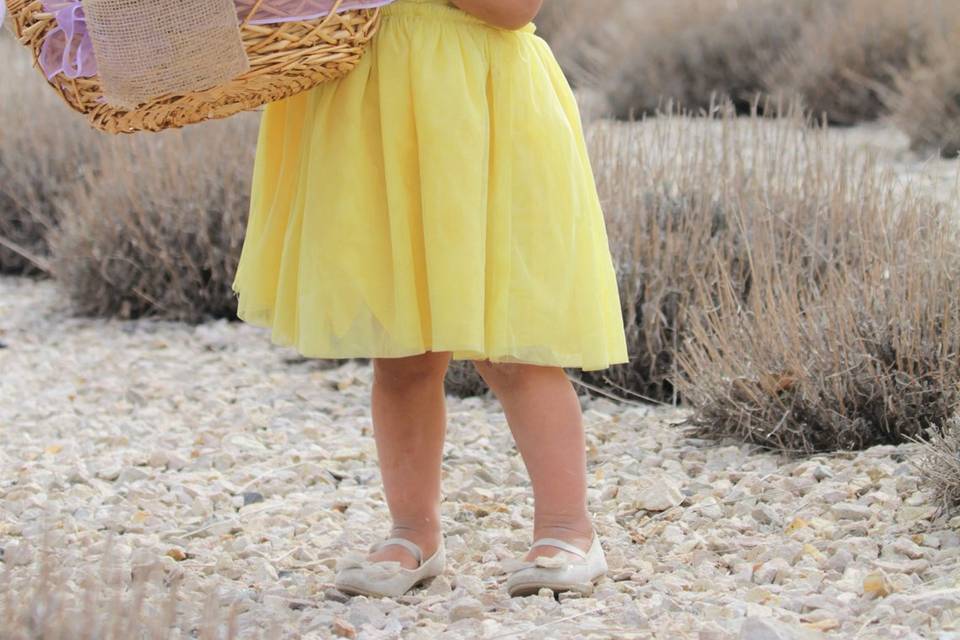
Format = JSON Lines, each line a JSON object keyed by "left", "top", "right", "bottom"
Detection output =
{"left": 473, "top": 362, "right": 594, "bottom": 560}
{"left": 368, "top": 352, "right": 451, "bottom": 568}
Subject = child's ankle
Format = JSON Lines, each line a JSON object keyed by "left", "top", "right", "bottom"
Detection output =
{"left": 389, "top": 522, "right": 441, "bottom": 550}
{"left": 532, "top": 515, "right": 595, "bottom": 543}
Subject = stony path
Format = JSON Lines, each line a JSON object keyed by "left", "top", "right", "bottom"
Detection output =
{"left": 1, "top": 275, "right": 959, "bottom": 640}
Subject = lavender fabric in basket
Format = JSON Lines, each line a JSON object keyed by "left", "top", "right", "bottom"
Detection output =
{"left": 36, "top": 0, "right": 394, "bottom": 81}
{"left": 236, "top": 0, "right": 393, "bottom": 25}
{"left": 39, "top": 1, "right": 98, "bottom": 80}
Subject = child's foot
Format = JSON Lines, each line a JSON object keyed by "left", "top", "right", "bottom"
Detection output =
{"left": 506, "top": 524, "right": 607, "bottom": 597}
{"left": 335, "top": 530, "right": 446, "bottom": 598}
{"left": 523, "top": 526, "right": 594, "bottom": 562}
{"left": 367, "top": 529, "right": 441, "bottom": 569}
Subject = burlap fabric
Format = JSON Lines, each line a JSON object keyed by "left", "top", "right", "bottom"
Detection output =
{"left": 81, "top": 0, "right": 250, "bottom": 108}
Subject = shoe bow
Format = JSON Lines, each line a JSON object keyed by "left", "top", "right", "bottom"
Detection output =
{"left": 502, "top": 554, "right": 572, "bottom": 573}
{"left": 335, "top": 553, "right": 407, "bottom": 580}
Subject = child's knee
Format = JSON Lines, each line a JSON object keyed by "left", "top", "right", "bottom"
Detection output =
{"left": 373, "top": 352, "right": 450, "bottom": 389}
{"left": 473, "top": 360, "right": 526, "bottom": 390}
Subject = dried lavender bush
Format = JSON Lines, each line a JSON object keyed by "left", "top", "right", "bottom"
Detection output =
{"left": 0, "top": 533, "right": 252, "bottom": 640}
{"left": 532, "top": 0, "right": 623, "bottom": 93}
{"left": 917, "top": 418, "right": 960, "bottom": 515}
{"left": 576, "top": 103, "right": 821, "bottom": 402}
{"left": 444, "top": 360, "right": 489, "bottom": 398}
{"left": 603, "top": 0, "right": 817, "bottom": 119}
{"left": 0, "top": 32, "right": 101, "bottom": 276}
{"left": 887, "top": 26, "right": 960, "bottom": 159}
{"left": 547, "top": 0, "right": 952, "bottom": 127}
{"left": 48, "top": 117, "right": 257, "bottom": 322}
{"left": 678, "top": 162, "right": 960, "bottom": 453}
{"left": 765, "top": 0, "right": 944, "bottom": 125}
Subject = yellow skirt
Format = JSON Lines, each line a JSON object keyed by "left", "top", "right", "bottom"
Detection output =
{"left": 231, "top": 0, "right": 629, "bottom": 371}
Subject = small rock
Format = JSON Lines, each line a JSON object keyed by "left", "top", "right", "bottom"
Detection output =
{"left": 801, "top": 544, "right": 825, "bottom": 564}
{"left": 739, "top": 617, "right": 825, "bottom": 640}
{"left": 831, "top": 503, "right": 872, "bottom": 521}
{"left": 827, "top": 549, "right": 853, "bottom": 572}
{"left": 896, "top": 505, "right": 936, "bottom": 524}
{"left": 96, "top": 464, "right": 122, "bottom": 481}
{"left": 812, "top": 465, "right": 833, "bottom": 481}
{"left": 449, "top": 597, "right": 484, "bottom": 621}
{"left": 2, "top": 541, "right": 32, "bottom": 566}
{"left": 869, "top": 604, "right": 895, "bottom": 622}
{"left": 65, "top": 466, "right": 89, "bottom": 484}
{"left": 347, "top": 602, "right": 386, "bottom": 629}
{"left": 913, "top": 533, "right": 940, "bottom": 549}
{"left": 785, "top": 517, "right": 809, "bottom": 536}
{"left": 663, "top": 524, "right": 686, "bottom": 546}
{"left": 863, "top": 573, "right": 892, "bottom": 599}
{"left": 905, "top": 588, "right": 960, "bottom": 614}
{"left": 324, "top": 588, "right": 350, "bottom": 604}
{"left": 166, "top": 452, "right": 189, "bottom": 470}
{"left": 453, "top": 574, "right": 484, "bottom": 594}
{"left": 117, "top": 466, "right": 149, "bottom": 484}
{"left": 166, "top": 547, "right": 187, "bottom": 562}
{"left": 242, "top": 492, "right": 265, "bottom": 506}
{"left": 805, "top": 619, "right": 840, "bottom": 632}
{"left": 331, "top": 618, "right": 356, "bottom": 638}
{"left": 754, "top": 558, "right": 791, "bottom": 585}
{"left": 872, "top": 558, "right": 929, "bottom": 575}
{"left": 147, "top": 450, "right": 168, "bottom": 467}
{"left": 634, "top": 475, "right": 684, "bottom": 512}
{"left": 890, "top": 538, "right": 925, "bottom": 560}
{"left": 424, "top": 574, "right": 452, "bottom": 596}
{"left": 249, "top": 557, "right": 278, "bottom": 583}
{"left": 698, "top": 499, "right": 724, "bottom": 519}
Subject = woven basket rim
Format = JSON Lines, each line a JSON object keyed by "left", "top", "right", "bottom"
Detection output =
{"left": 6, "top": 0, "right": 381, "bottom": 133}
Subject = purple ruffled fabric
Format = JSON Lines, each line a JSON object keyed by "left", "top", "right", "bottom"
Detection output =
{"left": 236, "top": 0, "right": 394, "bottom": 25}
{"left": 35, "top": 0, "right": 394, "bottom": 80}
{"left": 38, "top": 1, "right": 98, "bottom": 80}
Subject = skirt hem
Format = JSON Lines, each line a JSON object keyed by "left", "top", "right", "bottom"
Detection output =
{"left": 234, "top": 299, "right": 629, "bottom": 372}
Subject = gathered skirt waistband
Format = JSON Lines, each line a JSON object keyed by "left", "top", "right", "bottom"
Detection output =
{"left": 381, "top": 0, "right": 537, "bottom": 33}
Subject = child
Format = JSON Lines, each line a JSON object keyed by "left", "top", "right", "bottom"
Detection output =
{"left": 231, "top": 0, "right": 629, "bottom": 598}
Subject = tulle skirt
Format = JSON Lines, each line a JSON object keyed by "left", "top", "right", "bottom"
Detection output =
{"left": 231, "top": 0, "right": 629, "bottom": 370}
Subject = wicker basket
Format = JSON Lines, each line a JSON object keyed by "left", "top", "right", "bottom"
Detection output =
{"left": 5, "top": 0, "right": 381, "bottom": 133}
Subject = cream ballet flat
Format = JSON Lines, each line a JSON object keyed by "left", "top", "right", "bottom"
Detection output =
{"left": 505, "top": 534, "right": 608, "bottom": 597}
{"left": 334, "top": 537, "right": 446, "bottom": 599}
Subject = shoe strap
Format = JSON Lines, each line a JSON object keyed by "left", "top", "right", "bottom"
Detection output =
{"left": 370, "top": 537, "right": 423, "bottom": 565}
{"left": 530, "top": 537, "right": 589, "bottom": 558}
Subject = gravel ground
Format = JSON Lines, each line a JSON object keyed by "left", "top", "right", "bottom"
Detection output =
{"left": 2, "top": 274, "right": 960, "bottom": 640}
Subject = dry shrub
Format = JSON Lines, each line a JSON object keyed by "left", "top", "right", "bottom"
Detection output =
{"left": 765, "top": 0, "right": 945, "bottom": 125}
{"left": 547, "top": 0, "right": 954, "bottom": 128}
{"left": 0, "top": 532, "right": 267, "bottom": 640}
{"left": 48, "top": 116, "right": 257, "bottom": 322}
{"left": 677, "top": 151, "right": 960, "bottom": 452}
{"left": 887, "top": 26, "right": 960, "bottom": 159}
{"left": 918, "top": 419, "right": 960, "bottom": 515}
{"left": 0, "top": 32, "right": 101, "bottom": 276}
{"left": 602, "top": 0, "right": 817, "bottom": 119}
{"left": 577, "top": 104, "right": 798, "bottom": 402}
{"left": 444, "top": 360, "right": 488, "bottom": 398}
{"left": 533, "top": 0, "right": 624, "bottom": 92}
{"left": 1, "top": 31, "right": 257, "bottom": 322}
{"left": 579, "top": 102, "right": 960, "bottom": 431}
